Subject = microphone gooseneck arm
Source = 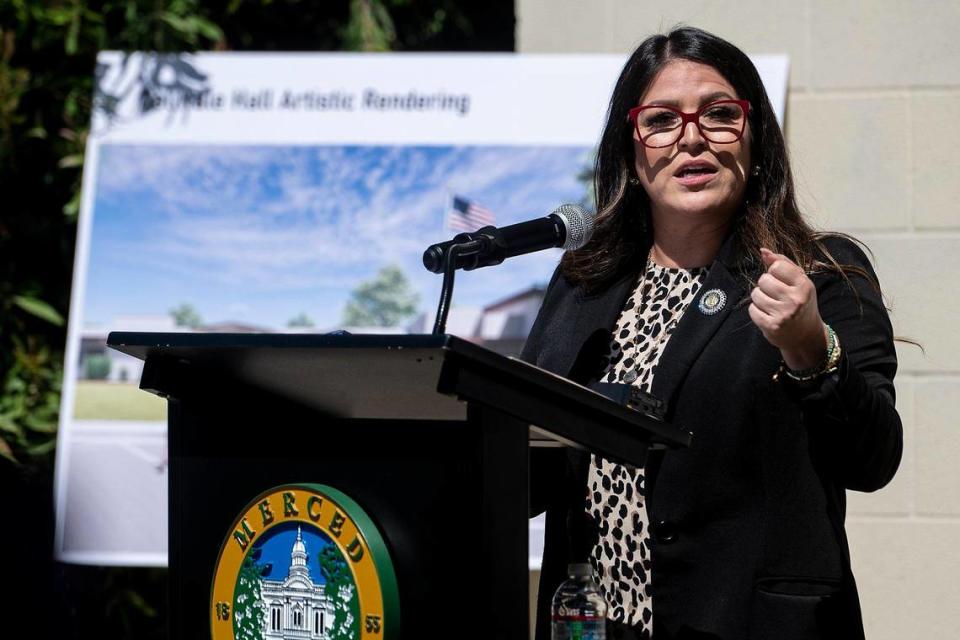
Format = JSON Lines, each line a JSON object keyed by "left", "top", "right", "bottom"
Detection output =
{"left": 431, "top": 238, "right": 487, "bottom": 335}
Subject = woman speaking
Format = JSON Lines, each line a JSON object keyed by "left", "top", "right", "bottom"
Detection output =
{"left": 523, "top": 27, "right": 902, "bottom": 640}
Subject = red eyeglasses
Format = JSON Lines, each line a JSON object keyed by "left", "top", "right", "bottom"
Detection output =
{"left": 627, "top": 99, "right": 751, "bottom": 148}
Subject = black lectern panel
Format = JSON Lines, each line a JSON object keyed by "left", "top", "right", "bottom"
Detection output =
{"left": 167, "top": 384, "right": 526, "bottom": 639}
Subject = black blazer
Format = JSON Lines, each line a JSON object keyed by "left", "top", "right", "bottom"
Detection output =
{"left": 521, "top": 234, "right": 902, "bottom": 640}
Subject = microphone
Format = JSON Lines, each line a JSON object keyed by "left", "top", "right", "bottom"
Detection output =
{"left": 422, "top": 203, "right": 595, "bottom": 273}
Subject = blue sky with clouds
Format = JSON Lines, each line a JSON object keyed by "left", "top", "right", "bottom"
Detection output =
{"left": 253, "top": 522, "right": 331, "bottom": 584}
{"left": 83, "top": 143, "right": 592, "bottom": 330}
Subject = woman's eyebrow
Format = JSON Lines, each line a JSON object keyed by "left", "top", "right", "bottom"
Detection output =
{"left": 643, "top": 91, "right": 736, "bottom": 107}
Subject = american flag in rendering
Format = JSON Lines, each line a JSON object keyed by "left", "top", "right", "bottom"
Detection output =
{"left": 447, "top": 195, "right": 496, "bottom": 232}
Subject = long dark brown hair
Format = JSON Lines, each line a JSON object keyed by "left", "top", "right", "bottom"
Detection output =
{"left": 561, "top": 27, "right": 872, "bottom": 295}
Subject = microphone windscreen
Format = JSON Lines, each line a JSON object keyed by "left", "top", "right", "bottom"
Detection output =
{"left": 552, "top": 203, "right": 595, "bottom": 250}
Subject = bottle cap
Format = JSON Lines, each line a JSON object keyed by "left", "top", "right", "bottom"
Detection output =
{"left": 567, "top": 562, "right": 592, "bottom": 577}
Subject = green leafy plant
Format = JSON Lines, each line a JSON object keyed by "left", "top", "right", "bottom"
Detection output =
{"left": 0, "top": 293, "right": 64, "bottom": 465}
{"left": 0, "top": 1, "right": 228, "bottom": 468}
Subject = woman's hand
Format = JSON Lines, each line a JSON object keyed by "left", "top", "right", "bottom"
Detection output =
{"left": 748, "top": 248, "right": 829, "bottom": 371}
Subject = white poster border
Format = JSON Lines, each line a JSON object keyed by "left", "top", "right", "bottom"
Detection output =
{"left": 56, "top": 51, "right": 788, "bottom": 566}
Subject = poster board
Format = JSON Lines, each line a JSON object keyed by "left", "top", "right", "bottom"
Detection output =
{"left": 56, "top": 51, "right": 789, "bottom": 566}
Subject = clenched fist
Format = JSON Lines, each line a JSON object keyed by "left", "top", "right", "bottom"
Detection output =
{"left": 748, "top": 247, "right": 829, "bottom": 371}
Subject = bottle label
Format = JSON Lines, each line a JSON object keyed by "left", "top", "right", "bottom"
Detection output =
{"left": 552, "top": 615, "right": 606, "bottom": 640}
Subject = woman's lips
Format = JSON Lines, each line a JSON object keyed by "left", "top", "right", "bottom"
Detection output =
{"left": 674, "top": 169, "right": 717, "bottom": 186}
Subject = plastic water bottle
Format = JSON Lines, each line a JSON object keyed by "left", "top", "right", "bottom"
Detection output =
{"left": 551, "top": 562, "right": 607, "bottom": 640}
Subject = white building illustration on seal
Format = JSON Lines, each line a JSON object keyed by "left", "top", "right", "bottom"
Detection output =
{"left": 262, "top": 526, "right": 335, "bottom": 638}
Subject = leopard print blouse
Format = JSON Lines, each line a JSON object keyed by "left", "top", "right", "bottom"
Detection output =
{"left": 586, "top": 258, "right": 709, "bottom": 635}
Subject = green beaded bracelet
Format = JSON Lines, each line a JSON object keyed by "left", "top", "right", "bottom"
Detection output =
{"left": 773, "top": 324, "right": 842, "bottom": 384}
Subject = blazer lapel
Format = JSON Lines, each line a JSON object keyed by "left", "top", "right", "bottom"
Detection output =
{"left": 564, "top": 270, "right": 637, "bottom": 383}
{"left": 651, "top": 233, "right": 749, "bottom": 417}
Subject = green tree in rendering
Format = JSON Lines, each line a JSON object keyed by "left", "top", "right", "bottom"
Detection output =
{"left": 169, "top": 303, "right": 203, "bottom": 329}
{"left": 84, "top": 354, "right": 111, "bottom": 380}
{"left": 287, "top": 312, "right": 316, "bottom": 328}
{"left": 341, "top": 264, "right": 419, "bottom": 327}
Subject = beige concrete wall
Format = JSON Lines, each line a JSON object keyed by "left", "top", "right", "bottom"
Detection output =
{"left": 519, "top": 1, "right": 960, "bottom": 637}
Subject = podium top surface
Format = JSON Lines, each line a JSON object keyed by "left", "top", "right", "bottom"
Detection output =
{"left": 111, "top": 331, "right": 491, "bottom": 359}
{"left": 107, "top": 332, "right": 690, "bottom": 459}
{"left": 111, "top": 331, "right": 465, "bottom": 354}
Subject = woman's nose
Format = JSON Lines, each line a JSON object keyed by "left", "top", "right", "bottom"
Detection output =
{"left": 678, "top": 119, "right": 707, "bottom": 150}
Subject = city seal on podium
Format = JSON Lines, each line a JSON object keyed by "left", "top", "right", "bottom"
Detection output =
{"left": 211, "top": 484, "right": 400, "bottom": 640}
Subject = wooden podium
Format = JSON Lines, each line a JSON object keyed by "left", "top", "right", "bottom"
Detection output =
{"left": 107, "top": 332, "right": 689, "bottom": 640}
